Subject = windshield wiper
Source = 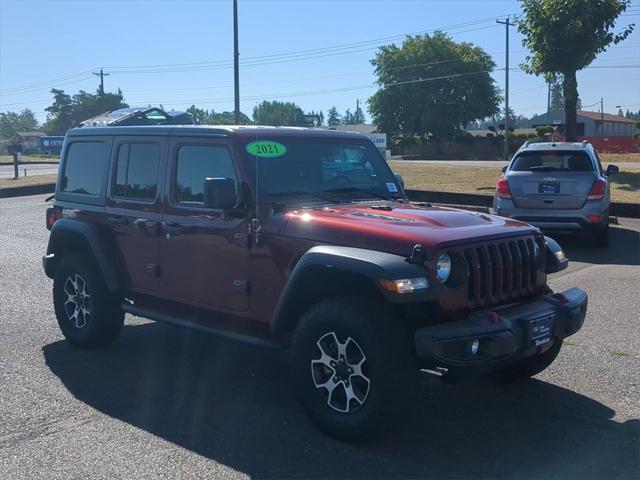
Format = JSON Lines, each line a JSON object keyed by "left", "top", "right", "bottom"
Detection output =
{"left": 325, "top": 186, "right": 403, "bottom": 202}
{"left": 263, "top": 190, "right": 340, "bottom": 204}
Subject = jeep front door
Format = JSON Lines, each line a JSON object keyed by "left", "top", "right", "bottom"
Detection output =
{"left": 159, "top": 140, "right": 251, "bottom": 312}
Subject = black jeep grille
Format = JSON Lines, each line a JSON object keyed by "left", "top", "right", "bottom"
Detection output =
{"left": 460, "top": 236, "right": 542, "bottom": 309}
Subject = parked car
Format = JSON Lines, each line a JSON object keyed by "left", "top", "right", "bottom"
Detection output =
{"left": 494, "top": 141, "right": 618, "bottom": 246}
{"left": 43, "top": 126, "right": 587, "bottom": 440}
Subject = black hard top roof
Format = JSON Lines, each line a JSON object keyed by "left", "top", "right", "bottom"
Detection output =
{"left": 66, "top": 124, "right": 368, "bottom": 141}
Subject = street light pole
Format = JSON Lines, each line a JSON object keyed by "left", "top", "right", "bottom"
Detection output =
{"left": 233, "top": 0, "right": 241, "bottom": 124}
{"left": 497, "top": 16, "right": 513, "bottom": 161}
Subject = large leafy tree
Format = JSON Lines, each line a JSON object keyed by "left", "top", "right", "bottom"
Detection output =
{"left": 369, "top": 32, "right": 500, "bottom": 143}
{"left": 518, "top": 0, "right": 634, "bottom": 141}
{"left": 253, "top": 100, "right": 306, "bottom": 126}
{"left": 43, "top": 88, "right": 128, "bottom": 134}
{"left": 0, "top": 109, "right": 39, "bottom": 139}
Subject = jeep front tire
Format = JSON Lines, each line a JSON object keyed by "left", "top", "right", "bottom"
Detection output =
{"left": 53, "top": 253, "right": 124, "bottom": 348}
{"left": 291, "top": 296, "right": 417, "bottom": 440}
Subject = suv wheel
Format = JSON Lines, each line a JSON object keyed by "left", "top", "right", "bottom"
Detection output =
{"left": 291, "top": 296, "right": 417, "bottom": 440}
{"left": 495, "top": 339, "right": 563, "bottom": 382}
{"left": 53, "top": 253, "right": 124, "bottom": 348}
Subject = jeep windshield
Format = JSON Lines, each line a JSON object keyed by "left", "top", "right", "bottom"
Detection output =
{"left": 244, "top": 137, "right": 403, "bottom": 203}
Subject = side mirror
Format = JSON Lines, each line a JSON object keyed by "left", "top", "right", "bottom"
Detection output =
{"left": 502, "top": 165, "right": 508, "bottom": 173}
{"left": 606, "top": 164, "right": 619, "bottom": 176}
{"left": 394, "top": 173, "right": 405, "bottom": 189}
{"left": 203, "top": 178, "right": 236, "bottom": 209}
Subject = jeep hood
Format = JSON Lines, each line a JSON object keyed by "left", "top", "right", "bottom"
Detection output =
{"left": 281, "top": 202, "right": 538, "bottom": 258}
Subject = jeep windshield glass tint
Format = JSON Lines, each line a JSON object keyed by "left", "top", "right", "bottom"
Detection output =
{"left": 245, "top": 138, "right": 401, "bottom": 202}
{"left": 511, "top": 151, "right": 594, "bottom": 172}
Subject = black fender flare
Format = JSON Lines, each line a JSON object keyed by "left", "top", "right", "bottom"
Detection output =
{"left": 270, "top": 245, "right": 437, "bottom": 339}
{"left": 44, "top": 218, "right": 123, "bottom": 292}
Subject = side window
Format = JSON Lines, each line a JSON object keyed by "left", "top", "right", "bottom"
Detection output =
{"left": 114, "top": 143, "right": 161, "bottom": 200}
{"left": 175, "top": 145, "right": 237, "bottom": 206}
{"left": 592, "top": 151, "right": 604, "bottom": 175}
{"left": 62, "top": 142, "right": 108, "bottom": 195}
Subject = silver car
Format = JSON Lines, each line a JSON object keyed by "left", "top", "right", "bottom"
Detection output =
{"left": 493, "top": 141, "right": 619, "bottom": 247}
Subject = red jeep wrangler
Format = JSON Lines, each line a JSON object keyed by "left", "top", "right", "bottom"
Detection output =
{"left": 43, "top": 126, "right": 587, "bottom": 440}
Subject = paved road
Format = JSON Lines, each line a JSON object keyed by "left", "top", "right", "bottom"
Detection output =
{"left": 0, "top": 163, "right": 59, "bottom": 179}
{"left": 391, "top": 159, "right": 640, "bottom": 169}
{"left": 1, "top": 194, "right": 638, "bottom": 479}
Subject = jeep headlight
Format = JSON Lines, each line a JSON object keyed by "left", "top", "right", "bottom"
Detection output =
{"left": 436, "top": 253, "right": 452, "bottom": 283}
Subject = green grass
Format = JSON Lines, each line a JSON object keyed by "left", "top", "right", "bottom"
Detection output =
{"left": 0, "top": 154, "right": 59, "bottom": 164}
{"left": 390, "top": 161, "right": 640, "bottom": 204}
{"left": 0, "top": 174, "right": 56, "bottom": 190}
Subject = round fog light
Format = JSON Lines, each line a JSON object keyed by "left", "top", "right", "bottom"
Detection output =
{"left": 470, "top": 339, "right": 480, "bottom": 355}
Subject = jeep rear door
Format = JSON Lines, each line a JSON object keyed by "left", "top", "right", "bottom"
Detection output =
{"left": 105, "top": 136, "right": 166, "bottom": 292}
{"left": 506, "top": 150, "right": 598, "bottom": 209}
{"left": 158, "top": 137, "right": 251, "bottom": 312}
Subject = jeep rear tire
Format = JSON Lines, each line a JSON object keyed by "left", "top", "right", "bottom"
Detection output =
{"left": 53, "top": 253, "right": 124, "bottom": 348}
{"left": 495, "top": 339, "right": 563, "bottom": 382}
{"left": 291, "top": 296, "right": 417, "bottom": 440}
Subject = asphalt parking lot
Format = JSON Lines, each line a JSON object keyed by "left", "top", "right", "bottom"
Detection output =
{"left": 1, "top": 193, "right": 638, "bottom": 479}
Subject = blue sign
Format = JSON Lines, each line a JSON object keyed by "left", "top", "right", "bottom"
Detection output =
{"left": 38, "top": 136, "right": 65, "bottom": 154}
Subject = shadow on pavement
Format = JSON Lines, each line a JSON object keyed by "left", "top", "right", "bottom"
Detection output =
{"left": 43, "top": 323, "right": 639, "bottom": 479}
{"left": 547, "top": 222, "right": 640, "bottom": 266}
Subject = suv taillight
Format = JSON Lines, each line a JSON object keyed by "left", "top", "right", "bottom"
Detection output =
{"left": 46, "top": 207, "right": 60, "bottom": 230}
{"left": 587, "top": 179, "right": 606, "bottom": 200}
{"left": 496, "top": 177, "right": 512, "bottom": 199}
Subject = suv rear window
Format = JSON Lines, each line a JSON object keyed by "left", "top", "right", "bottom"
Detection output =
{"left": 114, "top": 143, "right": 161, "bottom": 200}
{"left": 62, "top": 142, "right": 108, "bottom": 195}
{"left": 511, "top": 151, "right": 594, "bottom": 172}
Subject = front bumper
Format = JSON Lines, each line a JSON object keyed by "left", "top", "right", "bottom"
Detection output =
{"left": 414, "top": 288, "right": 587, "bottom": 370}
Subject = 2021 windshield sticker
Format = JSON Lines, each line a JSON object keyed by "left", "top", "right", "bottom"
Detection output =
{"left": 245, "top": 141, "right": 287, "bottom": 158}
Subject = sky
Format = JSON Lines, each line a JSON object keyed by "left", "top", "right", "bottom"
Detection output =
{"left": 0, "top": 0, "right": 639, "bottom": 125}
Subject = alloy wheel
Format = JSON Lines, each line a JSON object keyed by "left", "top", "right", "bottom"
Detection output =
{"left": 310, "top": 332, "right": 370, "bottom": 413}
{"left": 63, "top": 274, "right": 91, "bottom": 329}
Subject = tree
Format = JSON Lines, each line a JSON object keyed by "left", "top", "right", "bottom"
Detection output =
{"left": 43, "top": 89, "right": 73, "bottom": 135}
{"left": 43, "top": 88, "right": 128, "bottom": 134}
{"left": 326, "top": 106, "right": 341, "bottom": 126}
{"left": 186, "top": 105, "right": 250, "bottom": 124}
{"left": 352, "top": 103, "right": 366, "bottom": 124}
{"left": 368, "top": 32, "right": 500, "bottom": 144}
{"left": 550, "top": 80, "right": 564, "bottom": 109}
{"left": 518, "top": 0, "right": 634, "bottom": 141}
{"left": 342, "top": 108, "right": 353, "bottom": 125}
{"left": 0, "top": 109, "right": 39, "bottom": 139}
{"left": 253, "top": 101, "right": 305, "bottom": 126}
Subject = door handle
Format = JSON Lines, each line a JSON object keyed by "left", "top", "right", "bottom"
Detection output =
{"left": 133, "top": 218, "right": 160, "bottom": 236}
{"left": 162, "top": 222, "right": 185, "bottom": 236}
{"left": 106, "top": 216, "right": 128, "bottom": 226}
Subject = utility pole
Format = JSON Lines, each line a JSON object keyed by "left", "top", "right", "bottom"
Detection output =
{"left": 92, "top": 68, "right": 110, "bottom": 97}
{"left": 233, "top": 0, "right": 241, "bottom": 125}
{"left": 497, "top": 16, "right": 514, "bottom": 161}
{"left": 546, "top": 80, "right": 551, "bottom": 126}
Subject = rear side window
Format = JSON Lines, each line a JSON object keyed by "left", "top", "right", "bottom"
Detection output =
{"left": 62, "top": 142, "right": 108, "bottom": 195}
{"left": 511, "top": 151, "right": 594, "bottom": 172}
{"left": 114, "top": 143, "right": 161, "bottom": 200}
{"left": 175, "top": 145, "right": 237, "bottom": 205}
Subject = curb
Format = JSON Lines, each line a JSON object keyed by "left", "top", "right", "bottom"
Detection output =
{"left": 0, "top": 161, "right": 59, "bottom": 166}
{"left": 405, "top": 189, "right": 640, "bottom": 219}
{"left": 0, "top": 183, "right": 55, "bottom": 199}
